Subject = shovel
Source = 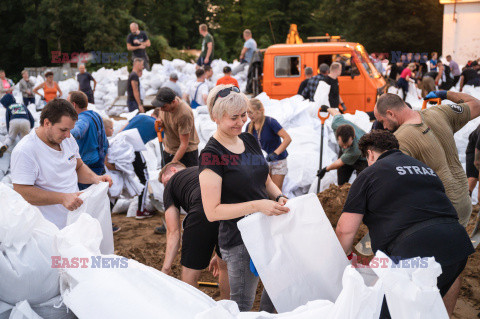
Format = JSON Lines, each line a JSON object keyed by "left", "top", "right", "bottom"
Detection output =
{"left": 316, "top": 107, "right": 330, "bottom": 193}
{"left": 355, "top": 233, "right": 373, "bottom": 256}
{"left": 154, "top": 120, "right": 166, "bottom": 168}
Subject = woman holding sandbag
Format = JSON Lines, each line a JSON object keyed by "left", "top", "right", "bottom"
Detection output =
{"left": 199, "top": 84, "right": 289, "bottom": 312}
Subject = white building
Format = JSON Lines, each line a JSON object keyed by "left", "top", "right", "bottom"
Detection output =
{"left": 441, "top": 0, "right": 480, "bottom": 64}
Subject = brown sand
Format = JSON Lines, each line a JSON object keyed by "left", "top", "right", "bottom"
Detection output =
{"left": 112, "top": 189, "right": 479, "bottom": 317}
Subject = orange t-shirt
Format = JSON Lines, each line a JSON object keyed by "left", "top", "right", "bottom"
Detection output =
{"left": 216, "top": 75, "right": 239, "bottom": 88}
{"left": 44, "top": 82, "right": 58, "bottom": 102}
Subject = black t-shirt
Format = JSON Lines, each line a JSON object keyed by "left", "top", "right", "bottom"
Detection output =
{"left": 462, "top": 68, "right": 479, "bottom": 84}
{"left": 77, "top": 72, "right": 94, "bottom": 92}
{"left": 297, "top": 78, "right": 309, "bottom": 95}
{"left": 127, "top": 31, "right": 149, "bottom": 58}
{"left": 199, "top": 133, "right": 269, "bottom": 249}
{"left": 163, "top": 166, "right": 204, "bottom": 216}
{"left": 466, "top": 124, "right": 480, "bottom": 155}
{"left": 388, "top": 64, "right": 403, "bottom": 80}
{"left": 343, "top": 149, "right": 460, "bottom": 253}
{"left": 322, "top": 76, "right": 340, "bottom": 108}
{"left": 127, "top": 71, "right": 140, "bottom": 101}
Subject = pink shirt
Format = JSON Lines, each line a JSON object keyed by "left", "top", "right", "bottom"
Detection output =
{"left": 2, "top": 79, "right": 10, "bottom": 89}
{"left": 400, "top": 68, "right": 412, "bottom": 79}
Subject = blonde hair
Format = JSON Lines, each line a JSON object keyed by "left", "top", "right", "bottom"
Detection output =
{"left": 330, "top": 62, "right": 342, "bottom": 73}
{"left": 408, "top": 62, "right": 416, "bottom": 70}
{"left": 243, "top": 29, "right": 252, "bottom": 37}
{"left": 158, "top": 162, "right": 186, "bottom": 182}
{"left": 102, "top": 117, "right": 113, "bottom": 128}
{"left": 247, "top": 98, "right": 265, "bottom": 136}
{"left": 21, "top": 70, "right": 28, "bottom": 76}
{"left": 199, "top": 24, "right": 208, "bottom": 32}
{"left": 206, "top": 84, "right": 249, "bottom": 121}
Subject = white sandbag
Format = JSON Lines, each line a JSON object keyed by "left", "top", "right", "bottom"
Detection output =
{"left": 313, "top": 81, "right": 331, "bottom": 108}
{"left": 0, "top": 184, "right": 60, "bottom": 306}
{"left": 0, "top": 297, "right": 74, "bottom": 319}
{"left": 372, "top": 251, "right": 448, "bottom": 319}
{"left": 56, "top": 214, "right": 217, "bottom": 319}
{"left": 238, "top": 193, "right": 349, "bottom": 313}
{"left": 126, "top": 197, "right": 138, "bottom": 218}
{"left": 66, "top": 182, "right": 114, "bottom": 254}
{"left": 111, "top": 127, "right": 146, "bottom": 152}
{"left": 196, "top": 266, "right": 383, "bottom": 319}
{"left": 112, "top": 198, "right": 132, "bottom": 214}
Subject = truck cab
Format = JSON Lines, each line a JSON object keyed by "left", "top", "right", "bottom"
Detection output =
{"left": 261, "top": 42, "right": 386, "bottom": 113}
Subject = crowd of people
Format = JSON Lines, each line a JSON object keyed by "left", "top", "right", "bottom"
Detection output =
{"left": 1, "top": 21, "right": 480, "bottom": 318}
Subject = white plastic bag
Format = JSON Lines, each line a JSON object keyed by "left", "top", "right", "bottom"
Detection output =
{"left": 372, "top": 251, "right": 448, "bottom": 319}
{"left": 313, "top": 81, "right": 331, "bottom": 108}
{"left": 237, "top": 193, "right": 349, "bottom": 313}
{"left": 56, "top": 214, "right": 217, "bottom": 319}
{"left": 66, "top": 182, "right": 114, "bottom": 254}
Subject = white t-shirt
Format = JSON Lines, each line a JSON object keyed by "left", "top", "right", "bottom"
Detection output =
{"left": 189, "top": 81, "right": 208, "bottom": 106}
{"left": 11, "top": 129, "right": 81, "bottom": 229}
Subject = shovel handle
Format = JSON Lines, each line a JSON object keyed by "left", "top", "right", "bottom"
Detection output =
{"left": 318, "top": 109, "right": 330, "bottom": 124}
{"left": 422, "top": 98, "right": 441, "bottom": 110}
{"left": 155, "top": 120, "right": 164, "bottom": 143}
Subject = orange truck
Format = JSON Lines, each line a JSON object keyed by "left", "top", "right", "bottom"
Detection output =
{"left": 259, "top": 42, "right": 386, "bottom": 113}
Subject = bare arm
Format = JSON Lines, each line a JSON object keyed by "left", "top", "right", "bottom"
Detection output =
{"left": 265, "top": 174, "right": 284, "bottom": 199}
{"left": 459, "top": 75, "right": 465, "bottom": 92}
{"left": 131, "top": 80, "right": 144, "bottom": 113}
{"left": 33, "top": 83, "right": 45, "bottom": 97}
{"left": 142, "top": 39, "right": 151, "bottom": 47}
{"left": 239, "top": 47, "right": 248, "bottom": 60}
{"left": 205, "top": 42, "right": 213, "bottom": 62}
{"left": 446, "top": 91, "right": 480, "bottom": 120}
{"left": 335, "top": 212, "right": 363, "bottom": 254}
{"left": 172, "top": 133, "right": 189, "bottom": 163}
{"left": 474, "top": 149, "right": 480, "bottom": 172}
{"left": 76, "top": 158, "right": 112, "bottom": 186}
{"left": 93, "top": 78, "right": 97, "bottom": 91}
{"left": 56, "top": 82, "right": 63, "bottom": 97}
{"left": 273, "top": 128, "right": 291, "bottom": 156}
{"left": 199, "top": 169, "right": 289, "bottom": 222}
{"left": 161, "top": 205, "right": 181, "bottom": 275}
{"left": 126, "top": 43, "right": 136, "bottom": 51}
{"left": 326, "top": 158, "right": 345, "bottom": 171}
{"left": 13, "top": 184, "right": 83, "bottom": 211}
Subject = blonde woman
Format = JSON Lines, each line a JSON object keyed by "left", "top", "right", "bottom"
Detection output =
{"left": 199, "top": 85, "right": 289, "bottom": 312}
{"left": 247, "top": 98, "right": 292, "bottom": 190}
{"left": 396, "top": 63, "right": 418, "bottom": 101}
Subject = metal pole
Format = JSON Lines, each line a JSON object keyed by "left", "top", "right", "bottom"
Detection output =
{"left": 317, "top": 123, "right": 324, "bottom": 193}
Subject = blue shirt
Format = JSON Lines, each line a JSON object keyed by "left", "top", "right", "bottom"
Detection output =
{"left": 244, "top": 38, "right": 257, "bottom": 63}
{"left": 430, "top": 59, "right": 438, "bottom": 72}
{"left": 124, "top": 115, "right": 157, "bottom": 144}
{"left": 246, "top": 116, "right": 287, "bottom": 160}
{"left": 71, "top": 110, "right": 108, "bottom": 166}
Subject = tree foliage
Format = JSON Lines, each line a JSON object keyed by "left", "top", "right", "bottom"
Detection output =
{"left": 0, "top": 0, "right": 444, "bottom": 80}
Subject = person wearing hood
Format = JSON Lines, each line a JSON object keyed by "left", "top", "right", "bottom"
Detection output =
{"left": 0, "top": 94, "right": 34, "bottom": 157}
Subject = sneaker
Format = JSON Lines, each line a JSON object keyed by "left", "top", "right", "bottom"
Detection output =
{"left": 0, "top": 145, "right": 7, "bottom": 158}
{"left": 136, "top": 210, "right": 156, "bottom": 219}
{"left": 112, "top": 224, "right": 121, "bottom": 233}
{"left": 154, "top": 225, "right": 166, "bottom": 234}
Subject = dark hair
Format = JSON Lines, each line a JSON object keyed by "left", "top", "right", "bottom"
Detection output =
{"left": 195, "top": 68, "right": 205, "bottom": 78}
{"left": 358, "top": 130, "right": 399, "bottom": 157}
{"left": 152, "top": 107, "right": 161, "bottom": 118}
{"left": 223, "top": 66, "right": 232, "bottom": 74}
{"left": 335, "top": 124, "right": 355, "bottom": 144}
{"left": 158, "top": 162, "right": 186, "bottom": 182}
{"left": 40, "top": 98, "right": 78, "bottom": 126}
{"left": 45, "top": 71, "right": 54, "bottom": 77}
{"left": 376, "top": 93, "right": 407, "bottom": 115}
{"left": 204, "top": 65, "right": 212, "bottom": 72}
{"left": 69, "top": 91, "right": 88, "bottom": 109}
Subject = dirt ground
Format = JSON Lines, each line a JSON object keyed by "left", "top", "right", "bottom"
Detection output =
{"left": 112, "top": 185, "right": 479, "bottom": 317}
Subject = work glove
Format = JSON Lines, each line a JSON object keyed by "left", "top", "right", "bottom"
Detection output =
{"left": 320, "top": 105, "right": 329, "bottom": 112}
{"left": 317, "top": 167, "right": 327, "bottom": 180}
{"left": 266, "top": 152, "right": 279, "bottom": 162}
{"left": 424, "top": 90, "right": 447, "bottom": 100}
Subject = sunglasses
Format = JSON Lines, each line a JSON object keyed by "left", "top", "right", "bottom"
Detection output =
{"left": 213, "top": 86, "right": 240, "bottom": 106}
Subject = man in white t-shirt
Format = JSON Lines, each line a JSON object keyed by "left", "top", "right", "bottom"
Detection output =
{"left": 11, "top": 98, "right": 112, "bottom": 229}
{"left": 185, "top": 68, "right": 208, "bottom": 108}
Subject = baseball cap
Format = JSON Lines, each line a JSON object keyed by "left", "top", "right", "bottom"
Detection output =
{"left": 152, "top": 87, "right": 176, "bottom": 108}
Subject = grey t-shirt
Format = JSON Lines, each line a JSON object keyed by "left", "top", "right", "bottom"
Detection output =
{"left": 162, "top": 80, "right": 182, "bottom": 97}
{"left": 244, "top": 38, "right": 257, "bottom": 63}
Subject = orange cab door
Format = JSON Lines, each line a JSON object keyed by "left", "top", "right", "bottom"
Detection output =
{"left": 338, "top": 57, "right": 365, "bottom": 113}
{"left": 269, "top": 54, "right": 303, "bottom": 99}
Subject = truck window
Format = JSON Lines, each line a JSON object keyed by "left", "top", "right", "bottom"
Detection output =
{"left": 275, "top": 56, "right": 301, "bottom": 77}
{"left": 317, "top": 54, "right": 360, "bottom": 77}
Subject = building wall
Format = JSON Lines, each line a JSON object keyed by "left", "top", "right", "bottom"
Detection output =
{"left": 442, "top": 1, "right": 480, "bottom": 64}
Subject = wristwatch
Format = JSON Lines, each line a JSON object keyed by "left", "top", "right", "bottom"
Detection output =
{"left": 275, "top": 194, "right": 288, "bottom": 202}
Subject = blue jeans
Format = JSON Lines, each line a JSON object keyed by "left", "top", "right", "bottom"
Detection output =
{"left": 220, "top": 243, "right": 275, "bottom": 312}
{"left": 127, "top": 99, "right": 142, "bottom": 112}
{"left": 23, "top": 97, "right": 35, "bottom": 106}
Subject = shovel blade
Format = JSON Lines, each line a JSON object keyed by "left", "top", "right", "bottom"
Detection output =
{"left": 470, "top": 213, "right": 480, "bottom": 249}
{"left": 355, "top": 233, "right": 374, "bottom": 256}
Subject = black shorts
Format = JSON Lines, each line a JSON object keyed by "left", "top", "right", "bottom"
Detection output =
{"left": 196, "top": 56, "right": 211, "bottom": 67}
{"left": 163, "top": 149, "right": 199, "bottom": 168}
{"left": 466, "top": 152, "right": 479, "bottom": 178}
{"left": 181, "top": 212, "right": 221, "bottom": 270}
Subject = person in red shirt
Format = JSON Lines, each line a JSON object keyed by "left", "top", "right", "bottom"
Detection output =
{"left": 396, "top": 63, "right": 420, "bottom": 101}
{"left": 216, "top": 66, "right": 239, "bottom": 88}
